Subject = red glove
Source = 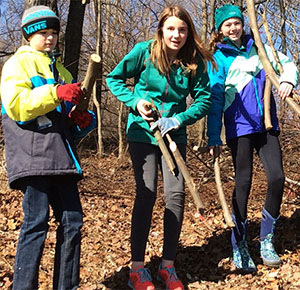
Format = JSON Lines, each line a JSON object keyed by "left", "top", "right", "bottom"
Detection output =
{"left": 69, "top": 110, "right": 93, "bottom": 129}
{"left": 56, "top": 82, "right": 84, "bottom": 104}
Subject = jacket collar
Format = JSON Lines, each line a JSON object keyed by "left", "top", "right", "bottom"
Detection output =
{"left": 217, "top": 34, "right": 254, "bottom": 55}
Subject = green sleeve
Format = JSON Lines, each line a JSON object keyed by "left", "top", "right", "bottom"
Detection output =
{"left": 106, "top": 41, "right": 149, "bottom": 110}
{"left": 175, "top": 58, "right": 212, "bottom": 126}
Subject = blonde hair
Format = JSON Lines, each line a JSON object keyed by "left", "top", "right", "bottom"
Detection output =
{"left": 150, "top": 6, "right": 215, "bottom": 76}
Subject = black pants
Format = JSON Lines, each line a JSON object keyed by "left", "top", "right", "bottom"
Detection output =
{"left": 129, "top": 142, "right": 186, "bottom": 261}
{"left": 227, "top": 131, "right": 284, "bottom": 221}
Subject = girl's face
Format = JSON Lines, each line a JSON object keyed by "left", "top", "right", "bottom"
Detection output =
{"left": 220, "top": 17, "right": 243, "bottom": 47}
{"left": 29, "top": 29, "right": 58, "bottom": 52}
{"left": 162, "top": 16, "right": 188, "bottom": 60}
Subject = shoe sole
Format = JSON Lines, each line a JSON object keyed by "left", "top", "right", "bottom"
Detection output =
{"left": 233, "top": 261, "right": 257, "bottom": 273}
{"left": 157, "top": 275, "right": 184, "bottom": 290}
{"left": 262, "top": 260, "right": 282, "bottom": 267}
{"left": 128, "top": 279, "right": 156, "bottom": 290}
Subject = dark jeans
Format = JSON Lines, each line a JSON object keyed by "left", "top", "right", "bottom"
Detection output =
{"left": 13, "top": 175, "right": 83, "bottom": 290}
{"left": 227, "top": 131, "right": 284, "bottom": 221}
{"left": 129, "top": 142, "right": 186, "bottom": 261}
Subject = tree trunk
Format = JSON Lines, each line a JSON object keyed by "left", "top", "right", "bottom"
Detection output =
{"left": 197, "top": 0, "right": 208, "bottom": 148}
{"left": 118, "top": 103, "right": 124, "bottom": 158}
{"left": 209, "top": 0, "right": 216, "bottom": 33}
{"left": 24, "top": 0, "right": 51, "bottom": 9}
{"left": 94, "top": 0, "right": 104, "bottom": 157}
{"left": 196, "top": 118, "right": 206, "bottom": 148}
{"left": 200, "top": 0, "right": 207, "bottom": 42}
{"left": 278, "top": 0, "right": 287, "bottom": 126}
{"left": 64, "top": 0, "right": 86, "bottom": 79}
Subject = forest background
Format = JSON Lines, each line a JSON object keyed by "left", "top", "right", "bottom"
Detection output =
{"left": 0, "top": 0, "right": 299, "bottom": 289}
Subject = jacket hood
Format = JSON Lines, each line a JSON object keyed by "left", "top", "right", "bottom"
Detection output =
{"left": 15, "top": 45, "right": 62, "bottom": 61}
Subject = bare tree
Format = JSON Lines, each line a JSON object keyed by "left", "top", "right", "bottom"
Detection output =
{"left": 93, "top": 0, "right": 104, "bottom": 156}
{"left": 64, "top": 0, "right": 87, "bottom": 79}
{"left": 1, "top": 0, "right": 300, "bottom": 156}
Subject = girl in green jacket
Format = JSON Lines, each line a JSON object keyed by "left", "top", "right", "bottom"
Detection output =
{"left": 106, "top": 5, "right": 215, "bottom": 290}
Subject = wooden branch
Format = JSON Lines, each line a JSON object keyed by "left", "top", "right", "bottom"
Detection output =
{"left": 246, "top": 0, "right": 300, "bottom": 117}
{"left": 148, "top": 104, "right": 204, "bottom": 212}
{"left": 262, "top": 1, "right": 283, "bottom": 75}
{"left": 194, "top": 146, "right": 234, "bottom": 227}
{"left": 76, "top": 54, "right": 101, "bottom": 111}
{"left": 213, "top": 155, "right": 234, "bottom": 227}
{"left": 193, "top": 145, "right": 210, "bottom": 154}
{"left": 263, "top": 78, "right": 273, "bottom": 130}
{"left": 285, "top": 177, "right": 300, "bottom": 187}
{"left": 166, "top": 134, "right": 205, "bottom": 213}
{"left": 149, "top": 123, "right": 176, "bottom": 175}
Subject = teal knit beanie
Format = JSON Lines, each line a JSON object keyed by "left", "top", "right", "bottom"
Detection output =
{"left": 215, "top": 4, "right": 244, "bottom": 31}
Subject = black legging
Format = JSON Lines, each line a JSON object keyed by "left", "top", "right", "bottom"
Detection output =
{"left": 227, "top": 131, "right": 284, "bottom": 221}
{"left": 129, "top": 142, "right": 186, "bottom": 262}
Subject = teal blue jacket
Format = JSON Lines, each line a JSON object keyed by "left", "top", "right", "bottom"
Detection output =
{"left": 106, "top": 40, "right": 212, "bottom": 145}
{"left": 207, "top": 35, "right": 298, "bottom": 146}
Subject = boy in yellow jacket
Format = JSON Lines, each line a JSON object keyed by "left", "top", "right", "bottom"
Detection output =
{"left": 1, "top": 5, "right": 95, "bottom": 289}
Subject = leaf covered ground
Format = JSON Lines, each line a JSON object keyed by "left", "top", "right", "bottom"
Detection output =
{"left": 0, "top": 136, "right": 299, "bottom": 289}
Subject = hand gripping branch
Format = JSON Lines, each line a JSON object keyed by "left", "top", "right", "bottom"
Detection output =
{"left": 148, "top": 120, "right": 176, "bottom": 176}
{"left": 149, "top": 103, "right": 205, "bottom": 214}
{"left": 246, "top": 0, "right": 300, "bottom": 119}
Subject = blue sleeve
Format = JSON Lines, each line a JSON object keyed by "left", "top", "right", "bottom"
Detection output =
{"left": 207, "top": 59, "right": 226, "bottom": 147}
{"left": 71, "top": 110, "right": 97, "bottom": 141}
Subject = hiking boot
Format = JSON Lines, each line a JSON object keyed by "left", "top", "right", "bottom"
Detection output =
{"left": 157, "top": 263, "right": 184, "bottom": 290}
{"left": 232, "top": 239, "right": 257, "bottom": 272}
{"left": 260, "top": 208, "right": 281, "bottom": 267}
{"left": 128, "top": 266, "right": 155, "bottom": 290}
{"left": 231, "top": 214, "right": 257, "bottom": 272}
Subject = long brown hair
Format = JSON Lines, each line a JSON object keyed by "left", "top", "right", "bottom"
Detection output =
{"left": 209, "top": 31, "right": 224, "bottom": 53}
{"left": 209, "top": 29, "right": 246, "bottom": 53}
{"left": 150, "top": 6, "right": 215, "bottom": 76}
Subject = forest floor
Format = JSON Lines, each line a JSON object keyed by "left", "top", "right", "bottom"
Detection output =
{"left": 0, "top": 137, "right": 299, "bottom": 290}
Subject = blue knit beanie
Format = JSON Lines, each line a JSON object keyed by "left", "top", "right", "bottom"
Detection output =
{"left": 215, "top": 4, "right": 244, "bottom": 31}
{"left": 21, "top": 5, "right": 60, "bottom": 40}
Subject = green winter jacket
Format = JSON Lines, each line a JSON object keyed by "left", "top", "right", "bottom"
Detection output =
{"left": 106, "top": 40, "right": 212, "bottom": 145}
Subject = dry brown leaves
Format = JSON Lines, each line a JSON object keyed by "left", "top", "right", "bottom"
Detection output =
{"left": 0, "top": 144, "right": 299, "bottom": 289}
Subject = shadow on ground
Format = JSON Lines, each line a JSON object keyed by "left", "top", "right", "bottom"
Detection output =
{"left": 101, "top": 208, "right": 299, "bottom": 289}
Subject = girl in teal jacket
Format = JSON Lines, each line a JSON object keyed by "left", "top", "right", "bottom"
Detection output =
{"left": 207, "top": 4, "right": 298, "bottom": 273}
{"left": 106, "top": 5, "right": 215, "bottom": 290}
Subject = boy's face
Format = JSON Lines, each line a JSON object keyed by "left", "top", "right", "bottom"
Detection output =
{"left": 29, "top": 29, "right": 58, "bottom": 52}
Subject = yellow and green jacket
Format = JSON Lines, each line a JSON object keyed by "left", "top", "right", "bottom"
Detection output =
{"left": 0, "top": 45, "right": 95, "bottom": 189}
